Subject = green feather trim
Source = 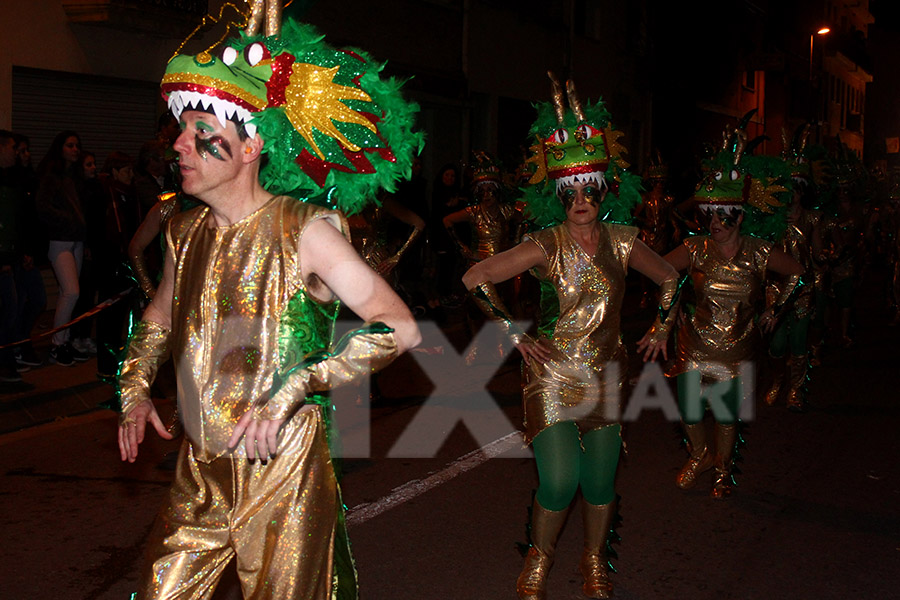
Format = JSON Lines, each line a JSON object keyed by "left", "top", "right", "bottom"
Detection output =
{"left": 237, "top": 20, "right": 425, "bottom": 215}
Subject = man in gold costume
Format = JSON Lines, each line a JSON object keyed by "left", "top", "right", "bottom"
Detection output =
{"left": 116, "top": 18, "right": 421, "bottom": 600}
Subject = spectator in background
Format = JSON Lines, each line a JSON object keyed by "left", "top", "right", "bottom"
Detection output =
{"left": 1, "top": 130, "right": 25, "bottom": 381}
{"left": 95, "top": 151, "right": 141, "bottom": 379}
{"left": 36, "top": 130, "right": 89, "bottom": 367}
{"left": 430, "top": 163, "right": 466, "bottom": 304}
{"left": 70, "top": 150, "right": 103, "bottom": 356}
{"left": 9, "top": 133, "right": 46, "bottom": 371}
{"left": 134, "top": 139, "right": 172, "bottom": 214}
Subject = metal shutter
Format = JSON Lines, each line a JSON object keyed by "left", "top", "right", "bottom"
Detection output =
{"left": 11, "top": 66, "right": 160, "bottom": 168}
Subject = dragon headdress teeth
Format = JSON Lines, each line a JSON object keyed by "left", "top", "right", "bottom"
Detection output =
{"left": 161, "top": 14, "right": 423, "bottom": 215}
{"left": 519, "top": 72, "right": 641, "bottom": 229}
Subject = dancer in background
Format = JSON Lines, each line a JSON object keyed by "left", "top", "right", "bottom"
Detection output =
{"left": 658, "top": 125, "right": 803, "bottom": 500}
{"left": 465, "top": 77, "right": 677, "bottom": 600}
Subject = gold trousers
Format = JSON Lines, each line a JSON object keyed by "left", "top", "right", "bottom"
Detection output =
{"left": 136, "top": 405, "right": 339, "bottom": 600}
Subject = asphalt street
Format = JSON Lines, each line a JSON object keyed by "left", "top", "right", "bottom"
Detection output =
{"left": 1, "top": 267, "right": 898, "bottom": 599}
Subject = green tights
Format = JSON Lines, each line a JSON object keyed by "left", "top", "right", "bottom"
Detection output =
{"left": 532, "top": 421, "right": 622, "bottom": 511}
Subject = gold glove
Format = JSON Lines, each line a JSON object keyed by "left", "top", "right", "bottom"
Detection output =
{"left": 645, "top": 275, "right": 682, "bottom": 343}
{"left": 117, "top": 320, "right": 171, "bottom": 423}
{"left": 772, "top": 274, "right": 805, "bottom": 321}
{"left": 129, "top": 253, "right": 156, "bottom": 299}
{"left": 389, "top": 224, "right": 423, "bottom": 266}
{"left": 258, "top": 322, "right": 398, "bottom": 421}
{"left": 469, "top": 281, "right": 530, "bottom": 346}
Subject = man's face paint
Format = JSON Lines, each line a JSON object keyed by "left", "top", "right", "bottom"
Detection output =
{"left": 559, "top": 183, "right": 602, "bottom": 209}
{"left": 192, "top": 120, "right": 233, "bottom": 162}
{"left": 698, "top": 205, "right": 743, "bottom": 229}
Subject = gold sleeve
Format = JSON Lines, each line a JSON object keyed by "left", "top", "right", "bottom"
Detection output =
{"left": 258, "top": 323, "right": 398, "bottom": 421}
{"left": 117, "top": 320, "right": 171, "bottom": 423}
{"left": 468, "top": 281, "right": 530, "bottom": 345}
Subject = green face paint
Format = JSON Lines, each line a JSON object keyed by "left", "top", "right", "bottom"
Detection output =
{"left": 559, "top": 184, "right": 602, "bottom": 209}
{"left": 192, "top": 120, "right": 232, "bottom": 162}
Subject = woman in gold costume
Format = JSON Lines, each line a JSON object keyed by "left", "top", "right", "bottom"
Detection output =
{"left": 464, "top": 78, "right": 678, "bottom": 600}
{"left": 661, "top": 132, "right": 803, "bottom": 500}
{"left": 443, "top": 151, "right": 520, "bottom": 266}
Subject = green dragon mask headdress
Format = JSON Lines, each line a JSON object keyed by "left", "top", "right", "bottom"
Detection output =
{"left": 520, "top": 73, "right": 641, "bottom": 228}
{"left": 161, "top": 10, "right": 423, "bottom": 214}
{"left": 691, "top": 111, "right": 792, "bottom": 240}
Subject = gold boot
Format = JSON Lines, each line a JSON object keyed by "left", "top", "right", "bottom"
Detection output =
{"left": 517, "top": 500, "right": 568, "bottom": 600}
{"left": 580, "top": 501, "right": 615, "bottom": 599}
{"left": 786, "top": 354, "right": 808, "bottom": 412}
{"left": 676, "top": 422, "right": 714, "bottom": 489}
{"left": 710, "top": 423, "right": 737, "bottom": 500}
{"left": 764, "top": 354, "right": 786, "bottom": 406}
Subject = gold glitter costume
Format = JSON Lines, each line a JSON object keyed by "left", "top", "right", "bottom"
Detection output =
{"left": 668, "top": 235, "right": 772, "bottom": 382}
{"left": 134, "top": 197, "right": 354, "bottom": 599}
{"left": 522, "top": 222, "right": 637, "bottom": 443}
{"left": 349, "top": 204, "right": 391, "bottom": 269}
{"left": 769, "top": 208, "right": 819, "bottom": 319}
{"left": 638, "top": 189, "right": 674, "bottom": 254}
{"left": 465, "top": 202, "right": 517, "bottom": 264}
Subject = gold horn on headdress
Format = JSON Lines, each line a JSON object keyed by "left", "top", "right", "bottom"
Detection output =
{"left": 732, "top": 130, "right": 748, "bottom": 166}
{"left": 566, "top": 80, "right": 586, "bottom": 122}
{"left": 244, "top": 0, "right": 282, "bottom": 37}
{"left": 797, "top": 124, "right": 810, "bottom": 155}
{"left": 547, "top": 72, "right": 566, "bottom": 124}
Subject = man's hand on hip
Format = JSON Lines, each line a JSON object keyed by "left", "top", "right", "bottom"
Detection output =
{"left": 229, "top": 410, "right": 286, "bottom": 461}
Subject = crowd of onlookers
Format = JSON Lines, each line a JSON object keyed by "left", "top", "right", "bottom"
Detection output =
{"left": 3, "top": 110, "right": 900, "bottom": 392}
{"left": 0, "top": 115, "right": 180, "bottom": 383}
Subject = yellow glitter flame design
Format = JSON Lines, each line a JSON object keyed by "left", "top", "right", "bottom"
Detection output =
{"left": 748, "top": 178, "right": 787, "bottom": 214}
{"left": 603, "top": 127, "right": 630, "bottom": 169}
{"left": 284, "top": 63, "right": 376, "bottom": 159}
{"left": 526, "top": 137, "right": 548, "bottom": 185}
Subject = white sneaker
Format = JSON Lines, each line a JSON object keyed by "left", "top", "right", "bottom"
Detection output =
{"left": 73, "top": 338, "right": 98, "bottom": 355}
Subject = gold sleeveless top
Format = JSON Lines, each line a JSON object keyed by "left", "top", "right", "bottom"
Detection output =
{"left": 668, "top": 235, "right": 771, "bottom": 382}
{"left": 465, "top": 202, "right": 516, "bottom": 262}
{"left": 521, "top": 222, "right": 637, "bottom": 442}
{"left": 166, "top": 197, "right": 348, "bottom": 461}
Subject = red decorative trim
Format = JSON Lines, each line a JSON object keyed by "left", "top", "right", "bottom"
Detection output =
{"left": 548, "top": 162, "right": 608, "bottom": 179}
{"left": 161, "top": 82, "right": 259, "bottom": 112}
{"left": 267, "top": 53, "right": 296, "bottom": 107}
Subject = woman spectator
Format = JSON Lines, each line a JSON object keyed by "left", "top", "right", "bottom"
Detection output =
{"left": 36, "top": 130, "right": 88, "bottom": 366}
{"left": 70, "top": 150, "right": 103, "bottom": 356}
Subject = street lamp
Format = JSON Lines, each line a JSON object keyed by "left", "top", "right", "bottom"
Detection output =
{"left": 809, "top": 27, "right": 831, "bottom": 81}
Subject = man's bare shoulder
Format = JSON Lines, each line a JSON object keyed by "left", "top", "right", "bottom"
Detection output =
{"left": 274, "top": 197, "right": 349, "bottom": 242}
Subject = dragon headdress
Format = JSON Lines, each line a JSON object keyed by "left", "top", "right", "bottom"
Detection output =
{"left": 520, "top": 73, "right": 641, "bottom": 228}
{"left": 161, "top": 9, "right": 423, "bottom": 214}
{"left": 691, "top": 112, "right": 792, "bottom": 241}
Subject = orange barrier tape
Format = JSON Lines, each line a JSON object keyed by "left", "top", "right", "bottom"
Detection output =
{"left": 0, "top": 288, "right": 134, "bottom": 350}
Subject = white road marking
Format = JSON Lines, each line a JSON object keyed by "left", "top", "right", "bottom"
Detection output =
{"left": 346, "top": 431, "right": 526, "bottom": 525}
